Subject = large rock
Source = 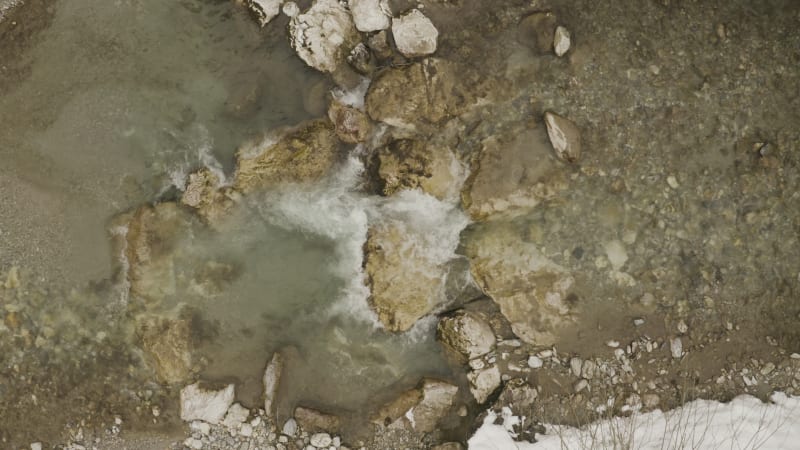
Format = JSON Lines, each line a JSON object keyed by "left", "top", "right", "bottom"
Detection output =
{"left": 233, "top": 119, "right": 342, "bottom": 193}
{"left": 136, "top": 312, "right": 194, "bottom": 384}
{"left": 494, "top": 378, "right": 538, "bottom": 415}
{"left": 467, "top": 365, "right": 501, "bottom": 404}
{"left": 180, "top": 383, "right": 235, "bottom": 424}
{"left": 461, "top": 125, "right": 566, "bottom": 221}
{"left": 373, "top": 378, "right": 458, "bottom": 432}
{"left": 364, "top": 223, "right": 446, "bottom": 332}
{"left": 366, "top": 59, "right": 469, "bottom": 132}
{"left": 294, "top": 406, "right": 341, "bottom": 433}
{"left": 464, "top": 224, "right": 575, "bottom": 345}
{"left": 263, "top": 352, "right": 283, "bottom": 416}
{"left": 288, "top": 0, "right": 359, "bottom": 73}
{"left": 116, "top": 202, "right": 195, "bottom": 303}
{"left": 373, "top": 139, "right": 464, "bottom": 200}
{"left": 391, "top": 9, "right": 439, "bottom": 58}
{"left": 544, "top": 111, "right": 581, "bottom": 163}
{"left": 348, "top": 0, "right": 390, "bottom": 32}
{"left": 181, "top": 168, "right": 240, "bottom": 227}
{"left": 328, "top": 99, "right": 372, "bottom": 144}
{"left": 437, "top": 310, "right": 496, "bottom": 361}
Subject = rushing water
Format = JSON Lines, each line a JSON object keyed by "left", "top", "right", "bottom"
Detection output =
{"left": 0, "top": 0, "right": 468, "bottom": 429}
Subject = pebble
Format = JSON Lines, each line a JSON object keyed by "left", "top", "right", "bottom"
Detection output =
{"left": 677, "top": 320, "right": 689, "bottom": 334}
{"left": 30, "top": 444, "right": 42, "bottom": 450}
{"left": 310, "top": 433, "right": 333, "bottom": 447}
{"left": 573, "top": 379, "right": 589, "bottom": 393}
{"left": 606, "top": 340, "right": 620, "bottom": 348}
{"left": 791, "top": 353, "right": 800, "bottom": 359}
{"left": 633, "top": 318, "right": 645, "bottom": 326}
{"left": 670, "top": 337, "right": 683, "bottom": 358}
{"left": 581, "top": 360, "right": 596, "bottom": 379}
{"left": 239, "top": 423, "right": 254, "bottom": 437}
{"left": 282, "top": 418, "right": 297, "bottom": 437}
{"left": 527, "top": 356, "right": 544, "bottom": 368}
{"left": 667, "top": 175, "right": 680, "bottom": 189}
{"left": 570, "top": 357, "right": 583, "bottom": 377}
{"left": 553, "top": 25, "right": 571, "bottom": 56}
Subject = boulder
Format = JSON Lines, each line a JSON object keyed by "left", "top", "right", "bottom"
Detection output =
{"left": 391, "top": 9, "right": 439, "bottom": 58}
{"left": 233, "top": 119, "right": 342, "bottom": 193}
{"left": 245, "top": 0, "right": 282, "bottom": 27}
{"left": 461, "top": 125, "right": 566, "bottom": 221}
{"left": 181, "top": 168, "right": 240, "bottom": 227}
{"left": 464, "top": 224, "right": 575, "bottom": 345}
{"left": 136, "top": 312, "right": 194, "bottom": 384}
{"left": 366, "top": 59, "right": 468, "bottom": 132}
{"left": 328, "top": 99, "right": 372, "bottom": 144}
{"left": 544, "top": 112, "right": 581, "bottom": 163}
{"left": 263, "top": 352, "right": 284, "bottom": 416}
{"left": 373, "top": 139, "right": 464, "bottom": 201}
{"left": 294, "top": 406, "right": 341, "bottom": 433}
{"left": 348, "top": 0, "right": 390, "bottom": 32}
{"left": 467, "top": 365, "right": 501, "bottom": 404}
{"left": 364, "top": 223, "right": 445, "bottom": 332}
{"left": 373, "top": 378, "right": 458, "bottom": 432}
{"left": 288, "top": 0, "right": 359, "bottom": 73}
{"left": 180, "top": 383, "right": 235, "bottom": 424}
{"left": 437, "top": 310, "right": 496, "bottom": 361}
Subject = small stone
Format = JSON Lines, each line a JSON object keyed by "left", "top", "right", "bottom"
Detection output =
{"left": 581, "top": 360, "right": 597, "bottom": 379}
{"left": 667, "top": 175, "right": 680, "bottom": 189}
{"left": 670, "top": 337, "right": 683, "bottom": 358}
{"left": 263, "top": 352, "right": 284, "bottom": 416}
{"left": 606, "top": 340, "right": 620, "bottom": 348}
{"left": 282, "top": 2, "right": 299, "bottom": 17}
{"left": 761, "top": 363, "right": 776, "bottom": 376}
{"left": 544, "top": 111, "right": 581, "bottom": 163}
{"left": 791, "top": 353, "right": 800, "bottom": 359}
{"left": 640, "top": 293, "right": 656, "bottom": 307}
{"left": 310, "top": 433, "right": 332, "bottom": 447}
{"left": 553, "top": 26, "right": 571, "bottom": 56}
{"left": 30, "top": 443, "right": 43, "bottom": 450}
{"left": 282, "top": 418, "right": 297, "bottom": 437}
{"left": 391, "top": 9, "right": 439, "bottom": 57}
{"left": 570, "top": 357, "right": 583, "bottom": 378}
{"left": 573, "top": 379, "right": 589, "bottom": 393}
{"left": 223, "top": 403, "right": 250, "bottom": 429}
{"left": 677, "top": 320, "right": 688, "bottom": 334}
{"left": 633, "top": 318, "right": 645, "bottom": 326}
{"left": 527, "top": 356, "right": 544, "bottom": 368}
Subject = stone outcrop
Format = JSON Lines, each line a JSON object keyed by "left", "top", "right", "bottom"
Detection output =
{"left": 373, "top": 378, "right": 458, "bottom": 432}
{"left": 391, "top": 9, "right": 439, "bottom": 58}
{"left": 461, "top": 125, "right": 566, "bottom": 221}
{"left": 288, "top": 0, "right": 359, "bottom": 73}
{"left": 372, "top": 139, "right": 464, "bottom": 200}
{"left": 233, "top": 119, "right": 342, "bottom": 193}
{"left": 364, "top": 223, "right": 445, "bottom": 332}
{"left": 464, "top": 224, "right": 575, "bottom": 345}
{"left": 366, "top": 59, "right": 470, "bottom": 132}
{"left": 437, "top": 310, "right": 496, "bottom": 361}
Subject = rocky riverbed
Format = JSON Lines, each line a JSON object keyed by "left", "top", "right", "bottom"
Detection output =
{"left": 1, "top": 0, "right": 800, "bottom": 449}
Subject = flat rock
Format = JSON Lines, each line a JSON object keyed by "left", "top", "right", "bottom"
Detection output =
{"left": 294, "top": 406, "right": 340, "bottom": 433}
{"left": 348, "top": 0, "right": 390, "bottom": 32}
{"left": 464, "top": 223, "right": 575, "bottom": 345}
{"left": 461, "top": 125, "right": 567, "bottom": 221}
{"left": 372, "top": 138, "right": 464, "bottom": 201}
{"left": 233, "top": 119, "right": 342, "bottom": 193}
{"left": 544, "top": 112, "right": 581, "bottom": 163}
{"left": 391, "top": 9, "right": 439, "bottom": 58}
{"left": 366, "top": 59, "right": 469, "bottom": 132}
{"left": 180, "top": 383, "right": 235, "bottom": 424}
{"left": 288, "top": 0, "right": 359, "bottom": 73}
{"left": 437, "top": 310, "right": 496, "bottom": 361}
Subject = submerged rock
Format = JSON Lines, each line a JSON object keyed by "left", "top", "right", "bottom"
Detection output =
{"left": 288, "top": 0, "right": 359, "bottom": 73}
{"left": 136, "top": 312, "right": 194, "bottom": 384}
{"left": 391, "top": 9, "right": 439, "bottom": 58}
{"left": 233, "top": 119, "right": 342, "bottom": 193}
{"left": 544, "top": 112, "right": 581, "bottom": 163}
{"left": 366, "top": 59, "right": 469, "bottom": 132}
{"left": 464, "top": 224, "right": 575, "bottom": 345}
{"left": 373, "top": 378, "right": 458, "bottom": 432}
{"left": 294, "top": 406, "right": 341, "bottom": 433}
{"left": 364, "top": 223, "right": 445, "bottom": 332}
{"left": 373, "top": 139, "right": 464, "bottom": 200}
{"left": 348, "top": 0, "right": 390, "bottom": 32}
{"left": 180, "top": 383, "right": 235, "bottom": 424}
{"left": 437, "top": 310, "right": 496, "bottom": 361}
{"left": 181, "top": 168, "right": 240, "bottom": 227}
{"left": 461, "top": 126, "right": 566, "bottom": 220}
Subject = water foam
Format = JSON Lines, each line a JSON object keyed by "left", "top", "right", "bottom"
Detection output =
{"left": 249, "top": 156, "right": 471, "bottom": 330}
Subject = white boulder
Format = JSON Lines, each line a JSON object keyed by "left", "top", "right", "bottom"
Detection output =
{"left": 247, "top": 0, "right": 283, "bottom": 27}
{"left": 349, "top": 0, "right": 391, "bottom": 32}
{"left": 180, "top": 383, "right": 236, "bottom": 424}
{"left": 288, "top": 0, "right": 359, "bottom": 73}
{"left": 391, "top": 9, "right": 438, "bottom": 57}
